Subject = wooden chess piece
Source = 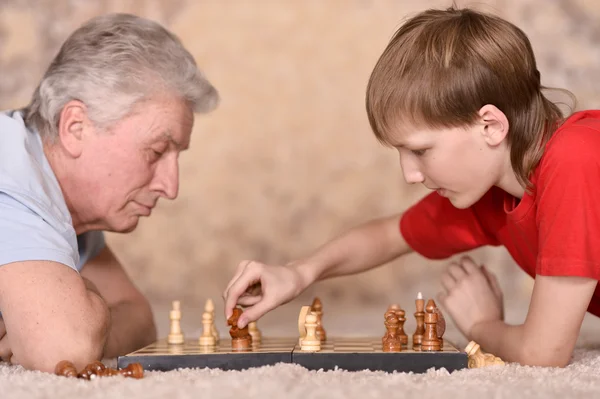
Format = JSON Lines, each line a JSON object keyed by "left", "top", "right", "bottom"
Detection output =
{"left": 300, "top": 312, "right": 321, "bottom": 352}
{"left": 413, "top": 292, "right": 425, "bottom": 349}
{"left": 298, "top": 305, "right": 311, "bottom": 345}
{"left": 248, "top": 321, "right": 262, "bottom": 344}
{"left": 394, "top": 308, "right": 408, "bottom": 346}
{"left": 431, "top": 300, "right": 446, "bottom": 347}
{"left": 382, "top": 313, "right": 402, "bottom": 352}
{"left": 54, "top": 360, "right": 78, "bottom": 378}
{"left": 78, "top": 360, "right": 106, "bottom": 380}
{"left": 199, "top": 310, "right": 217, "bottom": 346}
{"left": 465, "top": 341, "right": 505, "bottom": 368}
{"left": 227, "top": 307, "right": 252, "bottom": 350}
{"left": 115, "top": 363, "right": 145, "bottom": 378}
{"left": 205, "top": 298, "right": 220, "bottom": 343}
{"left": 168, "top": 300, "right": 185, "bottom": 345}
{"left": 421, "top": 299, "right": 441, "bottom": 351}
{"left": 311, "top": 297, "right": 327, "bottom": 342}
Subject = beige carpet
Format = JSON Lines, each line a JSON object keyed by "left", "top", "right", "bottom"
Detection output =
{"left": 3, "top": 302, "right": 600, "bottom": 399}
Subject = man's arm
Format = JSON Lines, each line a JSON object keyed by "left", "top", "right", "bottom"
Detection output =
{"left": 470, "top": 275, "right": 597, "bottom": 366}
{"left": 0, "top": 261, "right": 109, "bottom": 372}
{"left": 80, "top": 245, "right": 157, "bottom": 358}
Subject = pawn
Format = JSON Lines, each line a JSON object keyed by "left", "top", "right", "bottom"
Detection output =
{"left": 311, "top": 297, "right": 327, "bottom": 342}
{"left": 204, "top": 298, "right": 220, "bottom": 343}
{"left": 300, "top": 312, "right": 321, "bottom": 352}
{"left": 78, "top": 360, "right": 106, "bottom": 380}
{"left": 421, "top": 300, "right": 441, "bottom": 351}
{"left": 54, "top": 360, "right": 78, "bottom": 378}
{"left": 116, "top": 363, "right": 145, "bottom": 379}
{"left": 227, "top": 307, "right": 252, "bottom": 351}
{"left": 394, "top": 308, "right": 408, "bottom": 346}
{"left": 248, "top": 321, "right": 262, "bottom": 344}
{"left": 382, "top": 313, "right": 402, "bottom": 352}
{"left": 199, "top": 310, "right": 217, "bottom": 346}
{"left": 168, "top": 300, "right": 184, "bottom": 345}
{"left": 465, "top": 341, "right": 505, "bottom": 368}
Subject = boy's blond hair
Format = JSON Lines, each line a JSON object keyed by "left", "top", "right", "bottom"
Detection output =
{"left": 366, "top": 7, "right": 569, "bottom": 187}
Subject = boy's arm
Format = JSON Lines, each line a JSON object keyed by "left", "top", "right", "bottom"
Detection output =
{"left": 223, "top": 213, "right": 412, "bottom": 326}
{"left": 470, "top": 274, "right": 597, "bottom": 367}
{"left": 80, "top": 245, "right": 157, "bottom": 358}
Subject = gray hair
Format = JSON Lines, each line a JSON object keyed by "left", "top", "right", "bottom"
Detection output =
{"left": 24, "top": 13, "right": 219, "bottom": 141}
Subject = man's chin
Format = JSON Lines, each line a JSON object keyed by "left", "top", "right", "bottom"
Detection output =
{"left": 109, "top": 217, "right": 140, "bottom": 233}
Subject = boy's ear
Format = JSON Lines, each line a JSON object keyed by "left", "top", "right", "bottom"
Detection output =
{"left": 478, "top": 104, "right": 509, "bottom": 147}
{"left": 57, "top": 100, "right": 89, "bottom": 158}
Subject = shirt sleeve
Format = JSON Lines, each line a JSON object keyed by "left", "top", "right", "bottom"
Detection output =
{"left": 536, "top": 126, "right": 600, "bottom": 279}
{"left": 76, "top": 230, "right": 106, "bottom": 271}
{"left": 0, "top": 192, "right": 78, "bottom": 270}
{"left": 400, "top": 190, "right": 501, "bottom": 259}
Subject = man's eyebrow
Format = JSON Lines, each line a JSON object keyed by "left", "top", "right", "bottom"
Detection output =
{"left": 159, "top": 131, "right": 189, "bottom": 150}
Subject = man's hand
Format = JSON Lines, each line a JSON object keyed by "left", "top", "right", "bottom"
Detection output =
{"left": 223, "top": 260, "right": 308, "bottom": 328}
{"left": 437, "top": 256, "right": 504, "bottom": 339}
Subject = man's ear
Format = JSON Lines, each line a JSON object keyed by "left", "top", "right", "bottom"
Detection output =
{"left": 57, "top": 100, "right": 89, "bottom": 158}
{"left": 478, "top": 104, "right": 509, "bottom": 147}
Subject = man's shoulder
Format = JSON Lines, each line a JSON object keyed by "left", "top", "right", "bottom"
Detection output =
{"left": 0, "top": 110, "right": 70, "bottom": 225}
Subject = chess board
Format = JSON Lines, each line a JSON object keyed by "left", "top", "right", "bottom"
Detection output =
{"left": 117, "top": 337, "right": 468, "bottom": 373}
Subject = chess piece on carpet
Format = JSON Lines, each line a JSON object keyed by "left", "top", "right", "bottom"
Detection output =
{"left": 54, "top": 360, "right": 78, "bottom": 378}
{"left": 413, "top": 292, "right": 425, "bottom": 348}
{"left": 421, "top": 299, "right": 441, "bottom": 351}
{"left": 300, "top": 312, "right": 321, "bottom": 352}
{"left": 465, "top": 341, "right": 505, "bottom": 368}
{"left": 311, "top": 297, "right": 326, "bottom": 342}
{"left": 199, "top": 309, "right": 217, "bottom": 346}
{"left": 382, "top": 312, "right": 402, "bottom": 352}
{"left": 228, "top": 307, "right": 252, "bottom": 350}
{"left": 168, "top": 300, "right": 185, "bottom": 345}
{"left": 248, "top": 321, "right": 262, "bottom": 344}
{"left": 55, "top": 360, "right": 144, "bottom": 379}
{"left": 204, "top": 298, "right": 220, "bottom": 343}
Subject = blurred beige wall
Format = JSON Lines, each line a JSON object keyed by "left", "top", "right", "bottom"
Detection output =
{"left": 1, "top": 0, "right": 599, "bottom": 335}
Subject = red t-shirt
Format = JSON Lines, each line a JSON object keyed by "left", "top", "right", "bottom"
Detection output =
{"left": 400, "top": 110, "right": 600, "bottom": 317}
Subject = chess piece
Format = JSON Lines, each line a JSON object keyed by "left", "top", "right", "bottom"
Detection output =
{"left": 248, "top": 321, "right": 262, "bottom": 344}
{"left": 382, "top": 313, "right": 402, "bottom": 352}
{"left": 465, "top": 341, "right": 505, "bottom": 368}
{"left": 54, "top": 360, "right": 78, "bottom": 378}
{"left": 227, "top": 307, "right": 252, "bottom": 350}
{"left": 429, "top": 299, "right": 446, "bottom": 347}
{"left": 421, "top": 299, "right": 441, "bottom": 351}
{"left": 311, "top": 297, "right": 327, "bottom": 342}
{"left": 300, "top": 312, "right": 321, "bottom": 352}
{"left": 413, "top": 292, "right": 425, "bottom": 348}
{"left": 394, "top": 308, "right": 408, "bottom": 346}
{"left": 199, "top": 310, "right": 217, "bottom": 346}
{"left": 168, "top": 300, "right": 185, "bottom": 345}
{"left": 78, "top": 360, "right": 106, "bottom": 380}
{"left": 205, "top": 298, "right": 220, "bottom": 343}
{"left": 298, "top": 305, "right": 311, "bottom": 345}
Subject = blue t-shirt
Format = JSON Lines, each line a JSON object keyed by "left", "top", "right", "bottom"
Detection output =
{"left": 0, "top": 110, "right": 105, "bottom": 271}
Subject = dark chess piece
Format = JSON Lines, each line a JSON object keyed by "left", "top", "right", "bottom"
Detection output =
{"left": 227, "top": 307, "right": 252, "bottom": 350}
{"left": 54, "top": 360, "right": 78, "bottom": 378}
{"left": 382, "top": 311, "right": 402, "bottom": 352}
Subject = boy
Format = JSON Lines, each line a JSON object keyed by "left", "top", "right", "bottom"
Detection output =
{"left": 223, "top": 6, "right": 600, "bottom": 367}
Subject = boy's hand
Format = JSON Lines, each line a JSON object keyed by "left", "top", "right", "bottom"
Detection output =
{"left": 0, "top": 318, "right": 9, "bottom": 363}
{"left": 437, "top": 256, "right": 504, "bottom": 340}
{"left": 223, "top": 260, "right": 307, "bottom": 328}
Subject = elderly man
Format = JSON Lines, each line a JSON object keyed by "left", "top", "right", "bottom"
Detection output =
{"left": 0, "top": 13, "right": 218, "bottom": 372}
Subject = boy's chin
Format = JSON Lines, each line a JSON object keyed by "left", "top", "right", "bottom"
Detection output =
{"left": 447, "top": 193, "right": 477, "bottom": 209}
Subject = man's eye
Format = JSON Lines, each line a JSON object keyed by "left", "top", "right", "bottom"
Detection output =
{"left": 410, "top": 149, "right": 427, "bottom": 156}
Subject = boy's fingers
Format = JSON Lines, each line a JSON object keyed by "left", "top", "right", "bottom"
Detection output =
{"left": 459, "top": 256, "right": 480, "bottom": 274}
{"left": 238, "top": 300, "right": 273, "bottom": 329}
{"left": 447, "top": 262, "right": 467, "bottom": 281}
{"left": 237, "top": 295, "right": 263, "bottom": 307}
{"left": 224, "top": 268, "right": 262, "bottom": 319}
{"left": 223, "top": 260, "right": 252, "bottom": 301}
{"left": 440, "top": 273, "right": 457, "bottom": 293}
{"left": 482, "top": 266, "right": 503, "bottom": 298}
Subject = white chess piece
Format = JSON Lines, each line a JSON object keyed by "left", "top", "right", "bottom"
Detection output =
{"left": 300, "top": 312, "right": 321, "bottom": 352}
{"left": 248, "top": 321, "right": 261, "bottom": 343}
{"left": 168, "top": 300, "right": 184, "bottom": 345}
{"left": 199, "top": 311, "right": 216, "bottom": 346}
{"left": 205, "top": 299, "right": 220, "bottom": 343}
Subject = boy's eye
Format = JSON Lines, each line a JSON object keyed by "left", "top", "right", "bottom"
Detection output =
{"left": 410, "top": 149, "right": 427, "bottom": 156}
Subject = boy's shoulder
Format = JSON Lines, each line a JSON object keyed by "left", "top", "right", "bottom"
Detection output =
{"left": 542, "top": 110, "right": 600, "bottom": 163}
